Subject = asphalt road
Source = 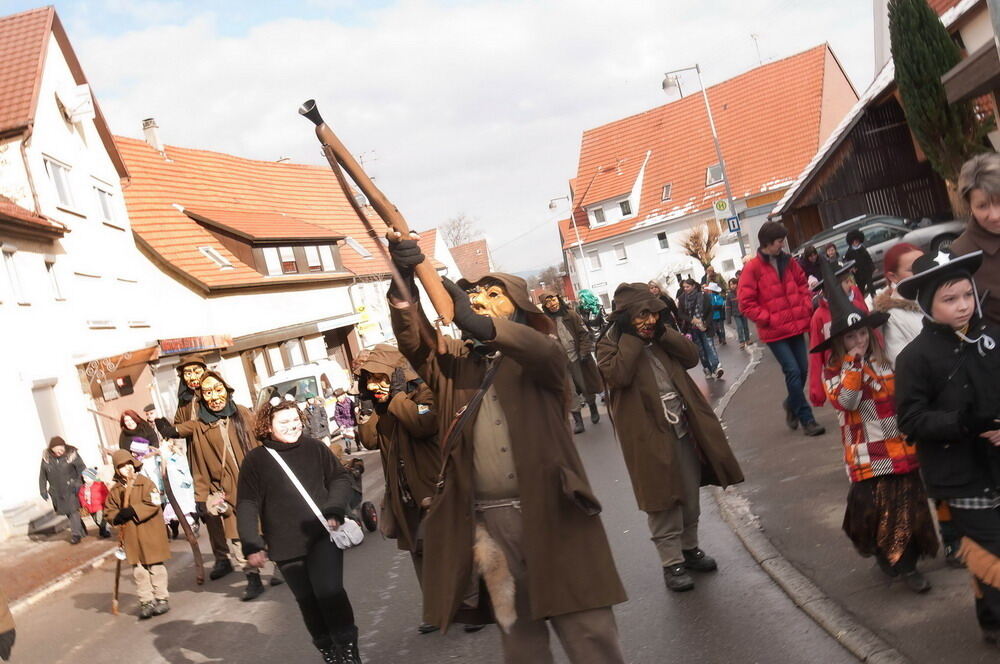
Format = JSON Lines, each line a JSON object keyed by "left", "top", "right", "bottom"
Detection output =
{"left": 11, "top": 340, "right": 859, "bottom": 663}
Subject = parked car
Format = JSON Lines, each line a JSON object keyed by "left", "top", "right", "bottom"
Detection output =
{"left": 795, "top": 215, "right": 966, "bottom": 285}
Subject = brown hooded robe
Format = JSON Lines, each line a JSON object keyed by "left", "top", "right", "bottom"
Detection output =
{"left": 105, "top": 450, "right": 171, "bottom": 565}
{"left": 539, "top": 290, "right": 603, "bottom": 395}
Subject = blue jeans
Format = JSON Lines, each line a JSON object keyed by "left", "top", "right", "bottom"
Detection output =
{"left": 766, "top": 334, "right": 814, "bottom": 425}
{"left": 732, "top": 315, "right": 750, "bottom": 343}
{"left": 690, "top": 328, "right": 719, "bottom": 373}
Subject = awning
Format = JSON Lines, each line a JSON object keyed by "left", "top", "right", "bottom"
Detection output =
{"left": 942, "top": 40, "right": 1000, "bottom": 104}
{"left": 226, "top": 313, "right": 360, "bottom": 354}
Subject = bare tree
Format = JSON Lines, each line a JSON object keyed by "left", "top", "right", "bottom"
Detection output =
{"left": 527, "top": 265, "right": 565, "bottom": 295}
{"left": 680, "top": 222, "right": 721, "bottom": 270}
{"left": 440, "top": 213, "right": 480, "bottom": 248}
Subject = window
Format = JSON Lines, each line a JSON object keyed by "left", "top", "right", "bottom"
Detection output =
{"left": 262, "top": 247, "right": 282, "bottom": 276}
{"left": 661, "top": 184, "right": 673, "bottom": 201}
{"left": 44, "top": 157, "right": 74, "bottom": 207}
{"left": 613, "top": 243, "right": 627, "bottom": 262}
{"left": 279, "top": 246, "right": 298, "bottom": 274}
{"left": 2, "top": 245, "right": 26, "bottom": 305}
{"left": 588, "top": 250, "right": 602, "bottom": 270}
{"left": 592, "top": 207, "right": 606, "bottom": 225}
{"left": 198, "top": 246, "right": 233, "bottom": 269}
{"left": 598, "top": 292, "right": 611, "bottom": 309}
{"left": 619, "top": 200, "right": 632, "bottom": 216}
{"left": 304, "top": 246, "right": 323, "bottom": 272}
{"left": 319, "top": 245, "right": 337, "bottom": 271}
{"left": 706, "top": 164, "right": 724, "bottom": 186}
{"left": 344, "top": 237, "right": 372, "bottom": 259}
{"left": 93, "top": 186, "right": 114, "bottom": 222}
{"left": 656, "top": 232, "right": 670, "bottom": 250}
{"left": 45, "top": 256, "right": 64, "bottom": 300}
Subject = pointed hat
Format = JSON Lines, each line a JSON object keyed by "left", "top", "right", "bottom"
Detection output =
{"left": 810, "top": 257, "right": 888, "bottom": 354}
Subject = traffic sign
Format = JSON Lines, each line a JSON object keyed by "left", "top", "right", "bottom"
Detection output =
{"left": 726, "top": 216, "right": 740, "bottom": 233}
{"left": 712, "top": 199, "right": 731, "bottom": 221}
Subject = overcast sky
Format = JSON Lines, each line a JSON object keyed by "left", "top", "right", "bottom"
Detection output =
{"left": 7, "top": 0, "right": 877, "bottom": 274}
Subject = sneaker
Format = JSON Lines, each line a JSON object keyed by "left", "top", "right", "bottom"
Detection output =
{"left": 714, "top": 367, "right": 724, "bottom": 380}
{"left": 682, "top": 548, "right": 718, "bottom": 572}
{"left": 782, "top": 399, "right": 799, "bottom": 430}
{"left": 663, "top": 564, "right": 695, "bottom": 592}
{"left": 138, "top": 602, "right": 155, "bottom": 620}
{"left": 209, "top": 559, "right": 234, "bottom": 581}
{"left": 802, "top": 421, "right": 826, "bottom": 437}
{"left": 152, "top": 599, "right": 170, "bottom": 616}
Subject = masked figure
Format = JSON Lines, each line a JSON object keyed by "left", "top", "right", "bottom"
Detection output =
{"left": 386, "top": 236, "right": 627, "bottom": 664}
{"left": 355, "top": 345, "right": 444, "bottom": 634}
{"left": 540, "top": 291, "right": 603, "bottom": 433}
{"left": 174, "top": 353, "right": 208, "bottom": 424}
{"left": 156, "top": 371, "right": 277, "bottom": 600}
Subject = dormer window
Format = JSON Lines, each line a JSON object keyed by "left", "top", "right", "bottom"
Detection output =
{"left": 706, "top": 164, "right": 724, "bottom": 187}
{"left": 619, "top": 200, "right": 632, "bottom": 216}
{"left": 592, "top": 207, "right": 606, "bottom": 225}
{"left": 661, "top": 184, "right": 673, "bottom": 201}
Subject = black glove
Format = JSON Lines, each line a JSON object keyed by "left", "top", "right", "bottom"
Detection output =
{"left": 387, "top": 236, "right": 424, "bottom": 302}
{"left": 0, "top": 628, "right": 14, "bottom": 661}
{"left": 195, "top": 501, "right": 210, "bottom": 520}
{"left": 443, "top": 277, "right": 496, "bottom": 341}
{"left": 112, "top": 507, "right": 136, "bottom": 525}
{"left": 389, "top": 367, "right": 408, "bottom": 398}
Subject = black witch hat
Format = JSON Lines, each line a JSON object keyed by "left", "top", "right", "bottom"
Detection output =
{"left": 810, "top": 256, "right": 889, "bottom": 354}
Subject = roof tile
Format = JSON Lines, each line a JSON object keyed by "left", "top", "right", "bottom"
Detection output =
{"left": 0, "top": 7, "right": 50, "bottom": 135}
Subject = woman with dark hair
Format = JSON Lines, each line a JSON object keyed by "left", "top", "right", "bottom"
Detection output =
{"left": 238, "top": 399, "right": 359, "bottom": 664}
{"left": 38, "top": 436, "right": 86, "bottom": 544}
{"left": 798, "top": 246, "right": 821, "bottom": 282}
{"left": 823, "top": 243, "right": 842, "bottom": 267}
{"left": 119, "top": 409, "right": 159, "bottom": 451}
{"left": 677, "top": 279, "right": 723, "bottom": 379}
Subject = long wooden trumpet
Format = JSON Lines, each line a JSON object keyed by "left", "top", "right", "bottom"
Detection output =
{"left": 299, "top": 99, "right": 454, "bottom": 325}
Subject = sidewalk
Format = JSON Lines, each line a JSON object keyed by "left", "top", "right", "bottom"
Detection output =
{"left": 723, "top": 352, "right": 994, "bottom": 663}
{"left": 0, "top": 530, "right": 115, "bottom": 605}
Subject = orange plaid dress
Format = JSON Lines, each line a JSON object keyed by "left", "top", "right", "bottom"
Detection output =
{"left": 823, "top": 356, "right": 919, "bottom": 483}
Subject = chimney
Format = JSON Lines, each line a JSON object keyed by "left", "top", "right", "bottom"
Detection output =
{"left": 142, "top": 118, "right": 164, "bottom": 153}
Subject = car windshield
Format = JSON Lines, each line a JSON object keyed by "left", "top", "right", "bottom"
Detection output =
{"left": 255, "top": 376, "right": 320, "bottom": 409}
{"left": 800, "top": 216, "right": 907, "bottom": 256}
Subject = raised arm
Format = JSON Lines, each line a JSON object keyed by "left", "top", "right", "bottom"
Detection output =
{"left": 823, "top": 356, "right": 864, "bottom": 412}
{"left": 491, "top": 317, "right": 566, "bottom": 389}
{"left": 596, "top": 328, "right": 643, "bottom": 389}
{"left": 655, "top": 326, "right": 700, "bottom": 369}
{"left": 388, "top": 386, "right": 438, "bottom": 439}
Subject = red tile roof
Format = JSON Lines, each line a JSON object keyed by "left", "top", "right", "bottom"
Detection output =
{"left": 929, "top": 0, "right": 962, "bottom": 14}
{"left": 116, "top": 135, "right": 405, "bottom": 292}
{"left": 0, "top": 194, "right": 65, "bottom": 235}
{"left": 449, "top": 239, "right": 492, "bottom": 282}
{"left": 559, "top": 44, "right": 844, "bottom": 249}
{"left": 184, "top": 207, "right": 344, "bottom": 242}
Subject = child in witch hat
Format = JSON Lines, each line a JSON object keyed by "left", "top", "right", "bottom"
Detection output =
{"left": 813, "top": 256, "right": 938, "bottom": 593}
{"left": 895, "top": 250, "right": 1000, "bottom": 645}
{"left": 105, "top": 449, "right": 172, "bottom": 620}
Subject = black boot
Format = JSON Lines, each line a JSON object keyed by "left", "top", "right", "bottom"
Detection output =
{"left": 417, "top": 623, "right": 439, "bottom": 634}
{"left": 588, "top": 400, "right": 600, "bottom": 424}
{"left": 663, "top": 564, "right": 694, "bottom": 592}
{"left": 169, "top": 520, "right": 180, "bottom": 540}
{"left": 242, "top": 572, "right": 265, "bottom": 601}
{"left": 99, "top": 523, "right": 111, "bottom": 539}
{"left": 682, "top": 547, "right": 718, "bottom": 572}
{"left": 572, "top": 411, "right": 585, "bottom": 434}
{"left": 209, "top": 558, "right": 234, "bottom": 581}
{"left": 782, "top": 399, "right": 799, "bottom": 430}
{"left": 337, "top": 637, "right": 361, "bottom": 664}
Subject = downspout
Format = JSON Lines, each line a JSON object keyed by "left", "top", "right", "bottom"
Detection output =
{"left": 19, "top": 124, "right": 42, "bottom": 216}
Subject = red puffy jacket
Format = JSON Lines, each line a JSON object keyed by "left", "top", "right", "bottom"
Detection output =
{"left": 77, "top": 481, "right": 108, "bottom": 513}
{"left": 738, "top": 252, "right": 813, "bottom": 343}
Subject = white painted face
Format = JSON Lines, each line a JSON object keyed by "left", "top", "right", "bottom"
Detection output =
{"left": 271, "top": 407, "right": 303, "bottom": 444}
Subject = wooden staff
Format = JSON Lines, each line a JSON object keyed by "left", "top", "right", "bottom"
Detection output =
{"left": 111, "top": 472, "right": 135, "bottom": 616}
{"left": 159, "top": 448, "right": 205, "bottom": 585}
{"left": 299, "top": 99, "right": 454, "bottom": 325}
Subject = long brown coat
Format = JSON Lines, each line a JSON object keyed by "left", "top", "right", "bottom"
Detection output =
{"left": 106, "top": 472, "right": 171, "bottom": 565}
{"left": 952, "top": 219, "right": 999, "bottom": 326}
{"left": 545, "top": 301, "right": 604, "bottom": 395}
{"left": 391, "top": 300, "right": 626, "bottom": 630}
{"left": 597, "top": 324, "right": 744, "bottom": 512}
{"left": 358, "top": 383, "right": 438, "bottom": 553}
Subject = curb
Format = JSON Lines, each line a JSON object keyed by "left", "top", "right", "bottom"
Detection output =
{"left": 711, "top": 346, "right": 910, "bottom": 664}
{"left": 9, "top": 546, "right": 117, "bottom": 615}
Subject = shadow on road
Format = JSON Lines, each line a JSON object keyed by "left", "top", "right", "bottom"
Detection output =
{"left": 151, "top": 619, "right": 265, "bottom": 663}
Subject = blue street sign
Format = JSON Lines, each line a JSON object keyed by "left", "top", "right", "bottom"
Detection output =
{"left": 726, "top": 216, "right": 740, "bottom": 233}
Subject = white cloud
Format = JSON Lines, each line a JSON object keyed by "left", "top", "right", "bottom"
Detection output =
{"left": 71, "top": 0, "right": 874, "bottom": 274}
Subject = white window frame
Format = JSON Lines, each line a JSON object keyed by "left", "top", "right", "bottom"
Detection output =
{"left": 319, "top": 245, "right": 337, "bottom": 271}
{"left": 656, "top": 232, "right": 670, "bottom": 251}
{"left": 591, "top": 207, "right": 606, "bottom": 225}
{"left": 706, "top": 164, "right": 724, "bottom": 187}
{"left": 2, "top": 244, "right": 27, "bottom": 305}
{"left": 613, "top": 242, "right": 627, "bottom": 262}
{"left": 44, "top": 255, "right": 65, "bottom": 300}
{"left": 661, "top": 184, "right": 673, "bottom": 201}
{"left": 303, "top": 245, "right": 323, "bottom": 272}
{"left": 262, "top": 247, "right": 282, "bottom": 276}
{"left": 93, "top": 185, "right": 115, "bottom": 223}
{"left": 198, "top": 246, "right": 233, "bottom": 270}
{"left": 44, "top": 156, "right": 75, "bottom": 209}
{"left": 587, "top": 250, "right": 602, "bottom": 271}
{"left": 278, "top": 246, "right": 298, "bottom": 274}
{"left": 619, "top": 200, "right": 632, "bottom": 217}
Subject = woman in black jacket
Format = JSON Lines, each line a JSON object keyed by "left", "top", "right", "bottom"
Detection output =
{"left": 237, "top": 400, "right": 359, "bottom": 664}
{"left": 119, "top": 409, "right": 159, "bottom": 451}
{"left": 38, "top": 436, "right": 87, "bottom": 544}
{"left": 895, "top": 250, "right": 1000, "bottom": 644}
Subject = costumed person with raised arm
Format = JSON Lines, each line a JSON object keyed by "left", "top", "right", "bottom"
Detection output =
{"left": 597, "top": 283, "right": 743, "bottom": 592}
{"left": 156, "top": 370, "right": 277, "bottom": 600}
{"left": 541, "top": 291, "right": 603, "bottom": 433}
{"left": 812, "top": 257, "right": 937, "bottom": 592}
{"left": 895, "top": 250, "right": 1000, "bottom": 645}
{"left": 386, "top": 235, "right": 627, "bottom": 664}
{"left": 354, "top": 345, "right": 446, "bottom": 635}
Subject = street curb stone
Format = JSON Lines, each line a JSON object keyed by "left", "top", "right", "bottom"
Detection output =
{"left": 711, "top": 345, "right": 911, "bottom": 664}
{"left": 9, "top": 546, "right": 117, "bottom": 615}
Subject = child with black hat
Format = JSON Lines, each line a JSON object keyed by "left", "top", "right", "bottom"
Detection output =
{"left": 814, "top": 258, "right": 938, "bottom": 593}
{"left": 895, "top": 250, "right": 1000, "bottom": 643}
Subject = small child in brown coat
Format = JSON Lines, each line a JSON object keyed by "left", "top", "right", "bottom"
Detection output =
{"left": 106, "top": 449, "right": 172, "bottom": 620}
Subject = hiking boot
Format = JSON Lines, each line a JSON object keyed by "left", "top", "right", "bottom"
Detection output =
{"left": 318, "top": 646, "right": 340, "bottom": 664}
{"left": 209, "top": 559, "right": 234, "bottom": 581}
{"left": 588, "top": 401, "right": 601, "bottom": 424}
{"left": 783, "top": 399, "right": 799, "bottom": 430}
{"left": 417, "top": 623, "right": 439, "bottom": 634}
{"left": 663, "top": 564, "right": 694, "bottom": 592}
{"left": 242, "top": 572, "right": 266, "bottom": 601}
{"left": 572, "top": 411, "right": 585, "bottom": 434}
{"left": 152, "top": 599, "right": 170, "bottom": 616}
{"left": 802, "top": 421, "right": 826, "bottom": 437}
{"left": 138, "top": 601, "right": 155, "bottom": 620}
{"left": 99, "top": 524, "right": 111, "bottom": 538}
{"left": 902, "top": 570, "right": 931, "bottom": 594}
{"left": 683, "top": 548, "right": 718, "bottom": 572}
{"left": 338, "top": 638, "right": 361, "bottom": 664}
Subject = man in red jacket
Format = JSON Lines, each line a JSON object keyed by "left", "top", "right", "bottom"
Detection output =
{"left": 738, "top": 221, "right": 826, "bottom": 437}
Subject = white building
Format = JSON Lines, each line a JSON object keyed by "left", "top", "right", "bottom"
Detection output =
{"left": 559, "top": 45, "right": 859, "bottom": 306}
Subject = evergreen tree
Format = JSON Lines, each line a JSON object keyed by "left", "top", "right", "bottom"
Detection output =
{"left": 888, "top": 0, "right": 992, "bottom": 194}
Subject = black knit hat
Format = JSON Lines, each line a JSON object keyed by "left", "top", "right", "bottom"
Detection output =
{"left": 897, "top": 250, "right": 983, "bottom": 316}
{"left": 810, "top": 257, "right": 888, "bottom": 354}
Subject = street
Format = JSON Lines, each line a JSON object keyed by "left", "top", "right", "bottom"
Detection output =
{"left": 10, "top": 342, "right": 858, "bottom": 663}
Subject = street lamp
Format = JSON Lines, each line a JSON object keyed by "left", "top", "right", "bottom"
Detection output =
{"left": 549, "top": 195, "right": 592, "bottom": 290}
{"left": 663, "top": 65, "right": 747, "bottom": 258}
